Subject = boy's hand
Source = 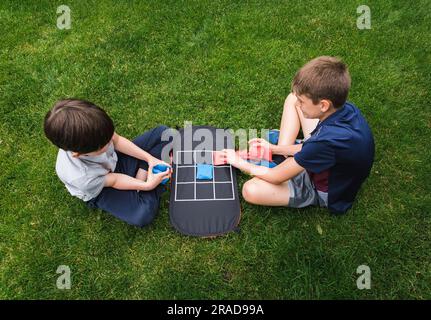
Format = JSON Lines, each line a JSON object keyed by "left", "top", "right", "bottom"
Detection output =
{"left": 220, "top": 149, "right": 246, "bottom": 168}
{"left": 146, "top": 165, "right": 171, "bottom": 189}
{"left": 148, "top": 156, "right": 171, "bottom": 170}
{"left": 248, "top": 138, "right": 275, "bottom": 152}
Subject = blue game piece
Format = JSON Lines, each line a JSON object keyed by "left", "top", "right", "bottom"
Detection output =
{"left": 267, "top": 130, "right": 303, "bottom": 145}
{"left": 247, "top": 160, "right": 278, "bottom": 168}
{"left": 267, "top": 130, "right": 280, "bottom": 145}
{"left": 152, "top": 164, "right": 170, "bottom": 185}
{"left": 259, "top": 160, "right": 278, "bottom": 168}
{"left": 196, "top": 164, "right": 213, "bottom": 180}
{"left": 246, "top": 159, "right": 260, "bottom": 166}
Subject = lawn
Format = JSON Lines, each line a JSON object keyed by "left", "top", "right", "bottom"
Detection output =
{"left": 0, "top": 0, "right": 430, "bottom": 299}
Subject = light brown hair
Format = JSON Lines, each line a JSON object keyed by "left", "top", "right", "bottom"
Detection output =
{"left": 292, "top": 56, "right": 351, "bottom": 108}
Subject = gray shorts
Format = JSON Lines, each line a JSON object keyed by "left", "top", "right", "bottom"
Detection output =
{"left": 287, "top": 171, "right": 328, "bottom": 208}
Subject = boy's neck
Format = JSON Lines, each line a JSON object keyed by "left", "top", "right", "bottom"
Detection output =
{"left": 318, "top": 106, "right": 339, "bottom": 123}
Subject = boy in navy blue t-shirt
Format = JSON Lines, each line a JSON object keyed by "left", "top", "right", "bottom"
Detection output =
{"left": 221, "top": 56, "right": 374, "bottom": 214}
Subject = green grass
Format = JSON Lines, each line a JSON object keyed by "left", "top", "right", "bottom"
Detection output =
{"left": 0, "top": 0, "right": 430, "bottom": 299}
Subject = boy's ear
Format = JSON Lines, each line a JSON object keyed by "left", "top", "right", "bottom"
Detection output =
{"left": 71, "top": 152, "right": 80, "bottom": 158}
{"left": 320, "top": 99, "right": 332, "bottom": 112}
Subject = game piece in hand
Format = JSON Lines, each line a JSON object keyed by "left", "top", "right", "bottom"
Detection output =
{"left": 237, "top": 150, "right": 248, "bottom": 159}
{"left": 196, "top": 164, "right": 213, "bottom": 180}
{"left": 248, "top": 143, "right": 272, "bottom": 161}
{"left": 152, "top": 164, "right": 170, "bottom": 185}
{"left": 213, "top": 151, "right": 227, "bottom": 166}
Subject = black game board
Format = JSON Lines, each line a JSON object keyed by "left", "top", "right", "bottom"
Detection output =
{"left": 169, "top": 126, "right": 241, "bottom": 237}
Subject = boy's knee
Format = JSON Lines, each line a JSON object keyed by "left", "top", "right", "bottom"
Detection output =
{"left": 154, "top": 125, "right": 174, "bottom": 146}
{"left": 133, "top": 212, "right": 155, "bottom": 228}
{"left": 242, "top": 180, "right": 259, "bottom": 203}
{"left": 154, "top": 125, "right": 170, "bottom": 137}
{"left": 131, "top": 201, "right": 159, "bottom": 227}
{"left": 284, "top": 93, "right": 297, "bottom": 108}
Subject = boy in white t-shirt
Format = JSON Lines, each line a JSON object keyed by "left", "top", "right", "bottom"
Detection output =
{"left": 44, "top": 99, "right": 172, "bottom": 227}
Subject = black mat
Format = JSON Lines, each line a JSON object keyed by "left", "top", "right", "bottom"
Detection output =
{"left": 169, "top": 126, "right": 241, "bottom": 237}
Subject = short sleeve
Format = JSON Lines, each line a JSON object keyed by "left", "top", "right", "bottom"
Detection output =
{"left": 294, "top": 140, "right": 335, "bottom": 173}
{"left": 70, "top": 174, "right": 106, "bottom": 201}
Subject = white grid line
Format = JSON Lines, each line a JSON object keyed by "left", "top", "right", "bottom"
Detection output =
{"left": 174, "top": 157, "right": 179, "bottom": 202}
{"left": 174, "top": 150, "right": 235, "bottom": 202}
{"left": 193, "top": 150, "right": 196, "bottom": 200}
{"left": 177, "top": 165, "right": 231, "bottom": 168}
{"left": 175, "top": 199, "right": 235, "bottom": 202}
{"left": 212, "top": 163, "right": 215, "bottom": 200}
{"left": 229, "top": 161, "right": 234, "bottom": 199}
{"left": 177, "top": 181, "right": 233, "bottom": 184}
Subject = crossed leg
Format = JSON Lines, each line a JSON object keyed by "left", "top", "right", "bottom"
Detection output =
{"left": 242, "top": 93, "right": 319, "bottom": 206}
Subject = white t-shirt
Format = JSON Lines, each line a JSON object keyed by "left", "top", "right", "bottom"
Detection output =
{"left": 55, "top": 142, "right": 118, "bottom": 201}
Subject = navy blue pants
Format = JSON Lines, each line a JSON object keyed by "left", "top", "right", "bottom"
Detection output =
{"left": 87, "top": 125, "right": 172, "bottom": 227}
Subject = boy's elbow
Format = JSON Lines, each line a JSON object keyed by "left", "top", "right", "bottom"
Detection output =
{"left": 264, "top": 168, "right": 295, "bottom": 185}
{"left": 112, "top": 132, "right": 121, "bottom": 145}
{"left": 104, "top": 174, "right": 117, "bottom": 188}
{"left": 269, "top": 176, "right": 285, "bottom": 185}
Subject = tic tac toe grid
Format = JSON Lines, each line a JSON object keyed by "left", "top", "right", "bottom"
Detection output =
{"left": 174, "top": 150, "right": 235, "bottom": 202}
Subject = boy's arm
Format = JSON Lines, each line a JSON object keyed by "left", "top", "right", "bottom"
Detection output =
{"left": 272, "top": 143, "right": 303, "bottom": 156}
{"left": 104, "top": 171, "right": 169, "bottom": 191}
{"left": 223, "top": 149, "right": 304, "bottom": 185}
{"left": 248, "top": 138, "right": 302, "bottom": 156}
{"left": 112, "top": 132, "right": 168, "bottom": 167}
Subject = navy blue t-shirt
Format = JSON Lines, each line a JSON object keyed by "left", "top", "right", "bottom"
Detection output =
{"left": 294, "top": 102, "right": 374, "bottom": 214}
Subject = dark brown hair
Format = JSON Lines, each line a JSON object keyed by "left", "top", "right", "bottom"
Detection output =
{"left": 291, "top": 56, "right": 351, "bottom": 108}
{"left": 44, "top": 99, "right": 114, "bottom": 153}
